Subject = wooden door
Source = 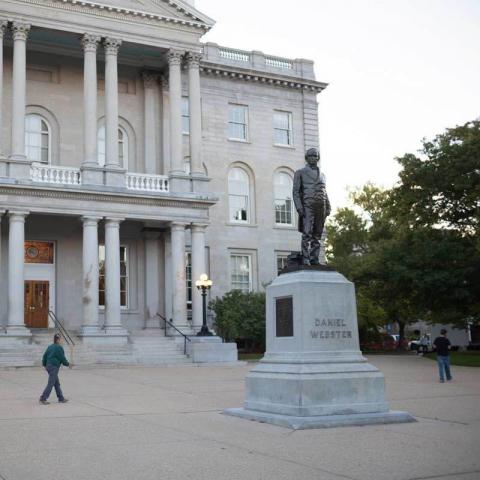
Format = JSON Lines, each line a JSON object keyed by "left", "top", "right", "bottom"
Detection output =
{"left": 24, "top": 281, "right": 49, "bottom": 328}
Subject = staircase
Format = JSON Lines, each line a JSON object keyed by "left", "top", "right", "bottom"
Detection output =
{"left": 0, "top": 330, "right": 192, "bottom": 367}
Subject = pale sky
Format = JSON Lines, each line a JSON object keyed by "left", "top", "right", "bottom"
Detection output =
{"left": 197, "top": 0, "right": 480, "bottom": 210}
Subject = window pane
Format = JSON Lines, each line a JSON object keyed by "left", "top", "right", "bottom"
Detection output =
{"left": 120, "top": 291, "right": 126, "bottom": 306}
{"left": 99, "top": 291, "right": 105, "bottom": 306}
{"left": 25, "top": 114, "right": 50, "bottom": 163}
{"left": 231, "top": 255, "right": 251, "bottom": 292}
{"left": 228, "top": 105, "right": 247, "bottom": 140}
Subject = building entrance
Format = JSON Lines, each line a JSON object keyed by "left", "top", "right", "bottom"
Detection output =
{"left": 24, "top": 281, "right": 49, "bottom": 328}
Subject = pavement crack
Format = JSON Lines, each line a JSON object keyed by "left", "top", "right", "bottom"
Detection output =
{"left": 407, "top": 470, "right": 480, "bottom": 480}
{"left": 413, "top": 415, "right": 470, "bottom": 425}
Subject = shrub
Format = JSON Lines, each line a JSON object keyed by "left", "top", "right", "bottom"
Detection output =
{"left": 210, "top": 290, "right": 266, "bottom": 352}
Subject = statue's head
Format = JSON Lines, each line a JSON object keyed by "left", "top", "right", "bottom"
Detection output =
{"left": 305, "top": 148, "right": 320, "bottom": 166}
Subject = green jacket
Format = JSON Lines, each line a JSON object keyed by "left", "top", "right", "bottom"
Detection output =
{"left": 42, "top": 343, "right": 70, "bottom": 368}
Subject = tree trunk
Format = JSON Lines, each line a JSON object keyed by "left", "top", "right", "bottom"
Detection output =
{"left": 398, "top": 320, "right": 406, "bottom": 350}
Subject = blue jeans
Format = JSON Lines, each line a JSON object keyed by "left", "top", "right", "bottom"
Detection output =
{"left": 40, "top": 365, "right": 65, "bottom": 401}
{"left": 437, "top": 355, "right": 452, "bottom": 382}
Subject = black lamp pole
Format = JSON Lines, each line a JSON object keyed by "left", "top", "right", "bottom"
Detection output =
{"left": 197, "top": 283, "right": 212, "bottom": 336}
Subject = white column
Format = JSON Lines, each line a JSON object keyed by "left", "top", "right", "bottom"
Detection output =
{"left": 142, "top": 72, "right": 157, "bottom": 174}
{"left": 170, "top": 222, "right": 187, "bottom": 325}
{"left": 104, "top": 38, "right": 122, "bottom": 168}
{"left": 81, "top": 216, "right": 100, "bottom": 335}
{"left": 81, "top": 34, "right": 100, "bottom": 166}
{"left": 144, "top": 231, "right": 161, "bottom": 328}
{"left": 7, "top": 211, "right": 30, "bottom": 335}
{"left": 10, "top": 22, "right": 30, "bottom": 160}
{"left": 0, "top": 21, "right": 8, "bottom": 156}
{"left": 191, "top": 224, "right": 207, "bottom": 330}
{"left": 164, "top": 230, "right": 172, "bottom": 321}
{"left": 186, "top": 52, "right": 203, "bottom": 176}
{"left": 167, "top": 50, "right": 184, "bottom": 174}
{"left": 104, "top": 217, "right": 126, "bottom": 334}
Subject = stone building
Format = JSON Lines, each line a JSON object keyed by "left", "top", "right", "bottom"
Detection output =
{"left": 0, "top": 0, "right": 326, "bottom": 363}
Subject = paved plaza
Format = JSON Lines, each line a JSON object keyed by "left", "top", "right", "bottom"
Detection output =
{"left": 0, "top": 355, "right": 479, "bottom": 480}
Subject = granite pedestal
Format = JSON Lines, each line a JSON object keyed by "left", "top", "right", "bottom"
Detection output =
{"left": 224, "top": 267, "right": 415, "bottom": 429}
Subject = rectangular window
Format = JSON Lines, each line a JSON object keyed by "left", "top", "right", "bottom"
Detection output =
{"left": 276, "top": 254, "right": 289, "bottom": 275}
{"left": 99, "top": 245, "right": 128, "bottom": 308}
{"left": 230, "top": 254, "right": 252, "bottom": 292}
{"left": 275, "top": 199, "right": 293, "bottom": 225}
{"left": 273, "top": 111, "right": 293, "bottom": 146}
{"left": 182, "top": 97, "right": 190, "bottom": 134}
{"left": 228, "top": 104, "right": 248, "bottom": 141}
{"left": 186, "top": 252, "right": 192, "bottom": 308}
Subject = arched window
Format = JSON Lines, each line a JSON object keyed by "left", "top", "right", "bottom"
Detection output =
{"left": 97, "top": 125, "right": 128, "bottom": 169}
{"left": 274, "top": 171, "right": 294, "bottom": 226}
{"left": 25, "top": 114, "right": 50, "bottom": 163}
{"left": 228, "top": 167, "right": 251, "bottom": 223}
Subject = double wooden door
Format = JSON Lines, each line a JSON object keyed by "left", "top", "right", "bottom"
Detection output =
{"left": 24, "top": 281, "right": 49, "bottom": 328}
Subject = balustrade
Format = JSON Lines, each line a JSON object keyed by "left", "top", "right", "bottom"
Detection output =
{"left": 126, "top": 172, "right": 169, "bottom": 192}
{"left": 30, "top": 163, "right": 81, "bottom": 185}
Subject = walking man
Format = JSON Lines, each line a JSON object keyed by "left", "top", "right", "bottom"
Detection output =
{"left": 39, "top": 333, "right": 71, "bottom": 404}
{"left": 433, "top": 329, "right": 452, "bottom": 383}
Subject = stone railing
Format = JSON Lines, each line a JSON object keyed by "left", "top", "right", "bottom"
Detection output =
{"left": 30, "top": 163, "right": 81, "bottom": 185}
{"left": 126, "top": 172, "right": 169, "bottom": 193}
{"left": 203, "top": 43, "right": 315, "bottom": 80}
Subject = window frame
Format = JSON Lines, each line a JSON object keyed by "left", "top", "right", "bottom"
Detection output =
{"left": 228, "top": 103, "right": 249, "bottom": 142}
{"left": 25, "top": 113, "right": 51, "bottom": 164}
{"left": 274, "top": 171, "right": 295, "bottom": 227}
{"left": 97, "top": 125, "right": 129, "bottom": 169}
{"left": 181, "top": 97, "right": 190, "bottom": 135}
{"left": 275, "top": 252, "right": 290, "bottom": 276}
{"left": 230, "top": 253, "right": 253, "bottom": 293}
{"left": 98, "top": 244, "right": 129, "bottom": 310}
{"left": 228, "top": 167, "right": 251, "bottom": 224}
{"left": 273, "top": 110, "right": 293, "bottom": 147}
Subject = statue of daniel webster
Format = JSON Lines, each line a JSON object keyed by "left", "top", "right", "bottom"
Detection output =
{"left": 293, "top": 148, "right": 331, "bottom": 265}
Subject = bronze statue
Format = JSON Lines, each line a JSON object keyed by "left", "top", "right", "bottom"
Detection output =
{"left": 293, "top": 148, "right": 331, "bottom": 265}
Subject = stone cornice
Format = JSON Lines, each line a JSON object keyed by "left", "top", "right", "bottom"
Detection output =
{"left": 0, "top": 184, "right": 218, "bottom": 210}
{"left": 200, "top": 62, "right": 328, "bottom": 93}
{"left": 8, "top": 0, "right": 213, "bottom": 31}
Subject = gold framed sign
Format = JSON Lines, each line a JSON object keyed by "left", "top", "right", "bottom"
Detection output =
{"left": 24, "top": 241, "right": 54, "bottom": 264}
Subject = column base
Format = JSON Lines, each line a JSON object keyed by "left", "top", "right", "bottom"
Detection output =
{"left": 81, "top": 164, "right": 104, "bottom": 186}
{"left": 1, "top": 326, "right": 32, "bottom": 345}
{"left": 104, "top": 167, "right": 126, "bottom": 188}
{"left": 4, "top": 157, "right": 31, "bottom": 180}
{"left": 191, "top": 174, "right": 210, "bottom": 194}
{"left": 186, "top": 336, "right": 238, "bottom": 363}
{"left": 78, "top": 325, "right": 102, "bottom": 336}
{"left": 169, "top": 173, "right": 192, "bottom": 193}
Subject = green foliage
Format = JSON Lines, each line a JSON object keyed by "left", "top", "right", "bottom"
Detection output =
{"left": 209, "top": 290, "right": 266, "bottom": 349}
{"left": 327, "top": 120, "right": 480, "bottom": 340}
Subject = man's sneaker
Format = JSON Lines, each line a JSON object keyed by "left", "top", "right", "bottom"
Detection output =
{"left": 439, "top": 379, "right": 445, "bottom": 383}
{"left": 58, "top": 399, "right": 69, "bottom": 403}
{"left": 39, "top": 399, "right": 50, "bottom": 405}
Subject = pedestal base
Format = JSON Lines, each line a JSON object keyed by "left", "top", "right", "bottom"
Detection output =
{"left": 224, "top": 408, "right": 415, "bottom": 430}
{"left": 187, "top": 336, "right": 238, "bottom": 363}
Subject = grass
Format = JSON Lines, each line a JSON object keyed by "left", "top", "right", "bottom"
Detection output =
{"left": 423, "top": 351, "right": 480, "bottom": 367}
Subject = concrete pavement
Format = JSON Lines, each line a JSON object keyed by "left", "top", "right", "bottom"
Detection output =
{"left": 0, "top": 355, "right": 479, "bottom": 480}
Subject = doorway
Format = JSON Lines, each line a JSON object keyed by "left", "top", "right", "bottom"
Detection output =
{"left": 24, "top": 280, "right": 49, "bottom": 328}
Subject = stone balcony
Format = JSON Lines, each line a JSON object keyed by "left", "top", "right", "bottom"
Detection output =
{"left": 202, "top": 43, "right": 316, "bottom": 80}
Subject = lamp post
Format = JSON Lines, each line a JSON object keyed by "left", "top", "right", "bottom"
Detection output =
{"left": 196, "top": 273, "right": 213, "bottom": 336}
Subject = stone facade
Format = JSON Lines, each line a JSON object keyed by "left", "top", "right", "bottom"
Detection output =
{"left": 0, "top": 1, "right": 326, "bottom": 352}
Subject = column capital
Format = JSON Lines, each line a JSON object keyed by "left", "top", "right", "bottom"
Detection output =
{"left": 191, "top": 223, "right": 208, "bottom": 233}
{"left": 171, "top": 222, "right": 188, "bottom": 232}
{"left": 81, "top": 33, "right": 101, "bottom": 53}
{"left": 167, "top": 49, "right": 184, "bottom": 66}
{"left": 81, "top": 215, "right": 102, "bottom": 225}
{"left": 105, "top": 217, "right": 124, "bottom": 227}
{"left": 11, "top": 22, "right": 30, "bottom": 42}
{"left": 186, "top": 52, "right": 202, "bottom": 68}
{"left": 104, "top": 37, "right": 122, "bottom": 56}
{"left": 142, "top": 71, "right": 159, "bottom": 89}
{"left": 160, "top": 75, "right": 169, "bottom": 90}
{"left": 8, "top": 210, "right": 29, "bottom": 221}
{"left": 0, "top": 20, "right": 8, "bottom": 36}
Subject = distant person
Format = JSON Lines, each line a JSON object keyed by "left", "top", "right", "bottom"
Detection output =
{"left": 419, "top": 334, "right": 429, "bottom": 355}
{"left": 39, "top": 333, "right": 71, "bottom": 405}
{"left": 433, "top": 329, "right": 452, "bottom": 383}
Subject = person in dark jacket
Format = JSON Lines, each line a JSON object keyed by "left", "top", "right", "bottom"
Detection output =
{"left": 39, "top": 333, "right": 71, "bottom": 404}
{"left": 433, "top": 329, "right": 452, "bottom": 383}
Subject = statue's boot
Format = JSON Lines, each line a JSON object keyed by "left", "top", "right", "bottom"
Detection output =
{"left": 309, "top": 237, "right": 321, "bottom": 265}
{"left": 301, "top": 235, "right": 311, "bottom": 265}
